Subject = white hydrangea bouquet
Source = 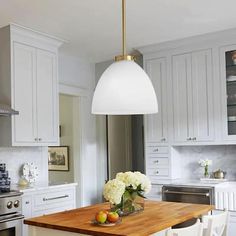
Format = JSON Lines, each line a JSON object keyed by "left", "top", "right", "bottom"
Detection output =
{"left": 198, "top": 159, "right": 212, "bottom": 178}
{"left": 103, "top": 171, "right": 151, "bottom": 216}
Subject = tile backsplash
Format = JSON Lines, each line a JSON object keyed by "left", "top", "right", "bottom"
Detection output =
{"left": 174, "top": 145, "right": 236, "bottom": 180}
{"left": 0, "top": 147, "right": 48, "bottom": 184}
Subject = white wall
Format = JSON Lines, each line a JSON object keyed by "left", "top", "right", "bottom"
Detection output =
{"left": 95, "top": 60, "right": 112, "bottom": 202}
{"left": 59, "top": 52, "right": 98, "bottom": 206}
{"left": 0, "top": 147, "right": 48, "bottom": 184}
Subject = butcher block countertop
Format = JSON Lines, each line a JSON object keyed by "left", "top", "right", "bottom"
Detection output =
{"left": 24, "top": 200, "right": 214, "bottom": 236}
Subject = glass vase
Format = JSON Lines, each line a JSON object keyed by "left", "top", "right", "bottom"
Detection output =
{"left": 204, "top": 165, "right": 209, "bottom": 178}
{"left": 111, "top": 190, "right": 144, "bottom": 216}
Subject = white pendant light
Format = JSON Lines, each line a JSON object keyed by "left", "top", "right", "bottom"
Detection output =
{"left": 92, "top": 0, "right": 158, "bottom": 115}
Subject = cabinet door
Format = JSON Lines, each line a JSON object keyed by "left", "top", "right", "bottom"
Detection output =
{"left": 192, "top": 49, "right": 214, "bottom": 141}
{"left": 220, "top": 45, "right": 236, "bottom": 141}
{"left": 12, "top": 42, "right": 37, "bottom": 144}
{"left": 172, "top": 53, "right": 193, "bottom": 142}
{"left": 36, "top": 49, "right": 58, "bottom": 144}
{"left": 145, "top": 58, "right": 168, "bottom": 143}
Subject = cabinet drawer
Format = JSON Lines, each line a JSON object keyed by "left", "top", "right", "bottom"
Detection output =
{"left": 146, "top": 145, "right": 169, "bottom": 154}
{"left": 147, "top": 157, "right": 169, "bottom": 167}
{"left": 33, "top": 203, "right": 75, "bottom": 217}
{"left": 34, "top": 189, "right": 74, "bottom": 208}
{"left": 147, "top": 168, "right": 169, "bottom": 177}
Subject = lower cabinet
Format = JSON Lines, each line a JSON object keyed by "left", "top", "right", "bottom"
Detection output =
{"left": 228, "top": 211, "right": 236, "bottom": 236}
{"left": 22, "top": 184, "right": 76, "bottom": 236}
{"left": 146, "top": 184, "right": 163, "bottom": 201}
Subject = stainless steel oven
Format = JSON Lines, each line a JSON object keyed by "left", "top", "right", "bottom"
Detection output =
{"left": 162, "top": 185, "right": 215, "bottom": 205}
{"left": 0, "top": 192, "right": 23, "bottom": 236}
{"left": 0, "top": 213, "right": 23, "bottom": 236}
{"left": 162, "top": 185, "right": 214, "bottom": 228}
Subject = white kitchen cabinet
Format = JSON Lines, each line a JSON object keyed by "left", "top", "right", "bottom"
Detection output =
{"left": 0, "top": 24, "right": 62, "bottom": 146}
{"left": 35, "top": 49, "right": 58, "bottom": 144}
{"left": 21, "top": 184, "right": 77, "bottom": 236}
{"left": 219, "top": 44, "right": 236, "bottom": 141}
{"left": 172, "top": 53, "right": 193, "bottom": 142}
{"left": 13, "top": 42, "right": 37, "bottom": 143}
{"left": 172, "top": 49, "right": 214, "bottom": 143}
{"left": 228, "top": 211, "right": 236, "bottom": 236}
{"left": 144, "top": 57, "right": 168, "bottom": 143}
{"left": 146, "top": 184, "right": 163, "bottom": 201}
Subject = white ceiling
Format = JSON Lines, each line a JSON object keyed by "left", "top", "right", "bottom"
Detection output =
{"left": 1, "top": 0, "right": 236, "bottom": 62}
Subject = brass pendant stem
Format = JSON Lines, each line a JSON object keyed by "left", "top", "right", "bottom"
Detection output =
{"left": 122, "top": 0, "right": 126, "bottom": 56}
{"left": 114, "top": 0, "right": 133, "bottom": 62}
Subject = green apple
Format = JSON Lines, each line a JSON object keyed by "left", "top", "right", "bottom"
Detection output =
{"left": 95, "top": 211, "right": 107, "bottom": 224}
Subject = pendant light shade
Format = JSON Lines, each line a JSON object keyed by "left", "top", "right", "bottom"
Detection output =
{"left": 92, "top": 60, "right": 158, "bottom": 114}
{"left": 92, "top": 0, "right": 158, "bottom": 115}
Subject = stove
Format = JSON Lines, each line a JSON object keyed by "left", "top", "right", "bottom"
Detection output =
{"left": 0, "top": 191, "right": 23, "bottom": 236}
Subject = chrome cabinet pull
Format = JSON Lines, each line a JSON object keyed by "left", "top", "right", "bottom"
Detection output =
{"left": 38, "top": 138, "right": 42, "bottom": 141}
{"left": 153, "top": 148, "right": 159, "bottom": 152}
{"left": 192, "top": 137, "right": 197, "bottom": 141}
{"left": 163, "top": 190, "right": 209, "bottom": 197}
{"left": 43, "top": 194, "right": 69, "bottom": 201}
{"left": 186, "top": 137, "right": 192, "bottom": 141}
{"left": 154, "top": 160, "right": 159, "bottom": 164}
{"left": 34, "top": 138, "right": 38, "bottom": 141}
{"left": 156, "top": 171, "right": 159, "bottom": 174}
{"left": 161, "top": 138, "right": 166, "bottom": 142}
{"left": 25, "top": 201, "right": 30, "bottom": 204}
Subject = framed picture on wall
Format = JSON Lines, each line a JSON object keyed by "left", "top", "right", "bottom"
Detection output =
{"left": 48, "top": 146, "right": 69, "bottom": 171}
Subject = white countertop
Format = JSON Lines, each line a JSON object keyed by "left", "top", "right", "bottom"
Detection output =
{"left": 11, "top": 182, "right": 78, "bottom": 193}
{"left": 152, "top": 179, "right": 236, "bottom": 188}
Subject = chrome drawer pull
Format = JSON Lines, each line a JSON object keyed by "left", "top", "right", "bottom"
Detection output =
{"left": 153, "top": 148, "right": 159, "bottom": 152}
{"left": 43, "top": 194, "right": 69, "bottom": 201}
{"left": 163, "top": 190, "right": 209, "bottom": 197}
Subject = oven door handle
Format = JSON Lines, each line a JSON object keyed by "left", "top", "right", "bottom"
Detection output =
{"left": 163, "top": 190, "right": 210, "bottom": 197}
{"left": 0, "top": 214, "right": 24, "bottom": 223}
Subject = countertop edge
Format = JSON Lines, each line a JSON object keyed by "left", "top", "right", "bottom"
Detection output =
{"left": 12, "top": 182, "right": 78, "bottom": 193}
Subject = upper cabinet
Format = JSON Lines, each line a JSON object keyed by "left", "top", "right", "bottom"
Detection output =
{"left": 0, "top": 24, "right": 63, "bottom": 146}
{"left": 144, "top": 57, "right": 168, "bottom": 143}
{"left": 220, "top": 45, "right": 236, "bottom": 141}
{"left": 172, "top": 49, "right": 214, "bottom": 143}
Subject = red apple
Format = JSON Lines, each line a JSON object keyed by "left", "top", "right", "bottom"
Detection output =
{"left": 107, "top": 212, "right": 119, "bottom": 223}
{"left": 95, "top": 211, "right": 107, "bottom": 224}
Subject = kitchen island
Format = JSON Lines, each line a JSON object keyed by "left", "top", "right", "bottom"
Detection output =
{"left": 25, "top": 200, "right": 213, "bottom": 236}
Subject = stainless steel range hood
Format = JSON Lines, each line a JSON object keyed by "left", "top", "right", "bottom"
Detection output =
{"left": 0, "top": 104, "right": 19, "bottom": 116}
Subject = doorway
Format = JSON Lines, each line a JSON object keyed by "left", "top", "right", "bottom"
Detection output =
{"left": 107, "top": 115, "right": 145, "bottom": 180}
{"left": 49, "top": 94, "right": 75, "bottom": 183}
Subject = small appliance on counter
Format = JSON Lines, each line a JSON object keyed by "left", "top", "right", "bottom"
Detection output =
{"left": 0, "top": 163, "right": 11, "bottom": 193}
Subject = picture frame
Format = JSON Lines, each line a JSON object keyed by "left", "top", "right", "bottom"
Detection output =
{"left": 48, "top": 146, "right": 69, "bottom": 171}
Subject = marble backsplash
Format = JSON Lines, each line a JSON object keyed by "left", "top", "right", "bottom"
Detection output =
{"left": 0, "top": 147, "right": 48, "bottom": 184}
{"left": 174, "top": 145, "right": 236, "bottom": 180}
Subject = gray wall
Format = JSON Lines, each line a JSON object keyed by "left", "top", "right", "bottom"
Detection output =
{"left": 49, "top": 94, "right": 75, "bottom": 183}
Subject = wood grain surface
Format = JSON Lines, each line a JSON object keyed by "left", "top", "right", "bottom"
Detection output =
{"left": 24, "top": 200, "right": 214, "bottom": 236}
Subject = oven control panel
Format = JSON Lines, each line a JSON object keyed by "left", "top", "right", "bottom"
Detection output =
{"left": 0, "top": 194, "right": 22, "bottom": 214}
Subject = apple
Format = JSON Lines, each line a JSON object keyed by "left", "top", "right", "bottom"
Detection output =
{"left": 107, "top": 212, "right": 119, "bottom": 223}
{"left": 95, "top": 211, "right": 107, "bottom": 224}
